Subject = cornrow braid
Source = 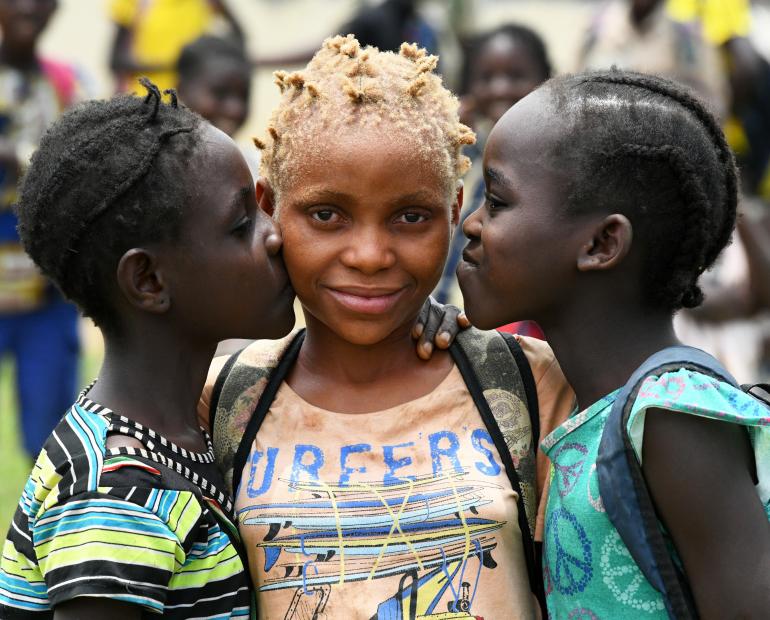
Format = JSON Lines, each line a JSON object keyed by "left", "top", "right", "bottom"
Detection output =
{"left": 545, "top": 69, "right": 738, "bottom": 312}
{"left": 577, "top": 72, "right": 738, "bottom": 268}
{"left": 55, "top": 123, "right": 194, "bottom": 283}
{"left": 15, "top": 80, "right": 203, "bottom": 331}
{"left": 255, "top": 35, "right": 475, "bottom": 199}
{"left": 612, "top": 143, "right": 713, "bottom": 308}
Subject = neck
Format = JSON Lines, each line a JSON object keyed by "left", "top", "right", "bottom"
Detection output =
{"left": 540, "top": 300, "right": 678, "bottom": 410}
{"left": 87, "top": 324, "right": 215, "bottom": 447}
{"left": 0, "top": 44, "right": 39, "bottom": 71}
{"left": 298, "top": 312, "right": 426, "bottom": 387}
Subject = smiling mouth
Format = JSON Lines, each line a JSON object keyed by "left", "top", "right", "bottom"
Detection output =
{"left": 325, "top": 286, "right": 407, "bottom": 315}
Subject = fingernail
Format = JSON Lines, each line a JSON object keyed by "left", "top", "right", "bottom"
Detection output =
{"left": 422, "top": 342, "right": 433, "bottom": 356}
{"left": 438, "top": 332, "right": 450, "bottom": 346}
{"left": 413, "top": 323, "right": 424, "bottom": 337}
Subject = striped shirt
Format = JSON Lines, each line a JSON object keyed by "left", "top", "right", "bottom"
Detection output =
{"left": 0, "top": 395, "right": 253, "bottom": 618}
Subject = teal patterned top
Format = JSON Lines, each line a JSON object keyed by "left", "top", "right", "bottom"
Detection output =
{"left": 541, "top": 369, "right": 770, "bottom": 618}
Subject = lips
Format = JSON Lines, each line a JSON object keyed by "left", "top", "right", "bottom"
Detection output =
{"left": 324, "top": 285, "right": 407, "bottom": 315}
{"left": 461, "top": 248, "right": 480, "bottom": 267}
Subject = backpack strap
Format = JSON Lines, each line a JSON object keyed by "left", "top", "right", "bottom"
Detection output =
{"left": 211, "top": 329, "right": 305, "bottom": 495}
{"left": 597, "top": 345, "right": 737, "bottom": 620}
{"left": 451, "top": 327, "right": 543, "bottom": 610}
{"left": 500, "top": 331, "right": 540, "bottom": 444}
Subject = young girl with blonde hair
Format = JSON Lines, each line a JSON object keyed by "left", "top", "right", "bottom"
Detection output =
{"left": 202, "top": 35, "right": 573, "bottom": 620}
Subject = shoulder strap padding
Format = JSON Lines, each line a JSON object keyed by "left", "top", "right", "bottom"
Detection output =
{"left": 452, "top": 327, "right": 543, "bottom": 609}
{"left": 212, "top": 329, "right": 303, "bottom": 494}
{"left": 598, "top": 345, "right": 737, "bottom": 620}
{"left": 454, "top": 328, "right": 537, "bottom": 526}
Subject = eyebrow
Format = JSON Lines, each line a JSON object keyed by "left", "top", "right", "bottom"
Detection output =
{"left": 394, "top": 190, "right": 444, "bottom": 204}
{"left": 292, "top": 188, "right": 443, "bottom": 206}
{"left": 484, "top": 167, "right": 513, "bottom": 189}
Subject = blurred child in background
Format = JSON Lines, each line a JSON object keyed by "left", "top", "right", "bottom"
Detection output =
{"left": 177, "top": 35, "right": 258, "bottom": 177}
{"left": 109, "top": 0, "right": 243, "bottom": 93}
{"left": 0, "top": 0, "right": 86, "bottom": 460}
{"left": 435, "top": 23, "right": 550, "bottom": 340}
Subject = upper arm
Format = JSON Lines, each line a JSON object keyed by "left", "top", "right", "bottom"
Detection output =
{"left": 54, "top": 597, "right": 141, "bottom": 620}
{"left": 643, "top": 408, "right": 770, "bottom": 618}
{"left": 198, "top": 354, "right": 230, "bottom": 432}
{"left": 34, "top": 491, "right": 195, "bottom": 614}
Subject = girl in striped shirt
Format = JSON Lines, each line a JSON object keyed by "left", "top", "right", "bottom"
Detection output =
{"left": 0, "top": 81, "right": 291, "bottom": 619}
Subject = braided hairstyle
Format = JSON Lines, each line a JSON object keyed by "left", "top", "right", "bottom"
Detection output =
{"left": 546, "top": 70, "right": 738, "bottom": 311}
{"left": 255, "top": 35, "right": 476, "bottom": 202}
{"left": 16, "top": 79, "right": 203, "bottom": 331}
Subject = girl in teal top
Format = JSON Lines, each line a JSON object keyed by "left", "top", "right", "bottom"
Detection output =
{"left": 456, "top": 69, "right": 770, "bottom": 618}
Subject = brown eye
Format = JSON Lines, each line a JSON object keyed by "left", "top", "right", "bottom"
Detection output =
{"left": 312, "top": 209, "right": 334, "bottom": 222}
{"left": 397, "top": 212, "right": 427, "bottom": 224}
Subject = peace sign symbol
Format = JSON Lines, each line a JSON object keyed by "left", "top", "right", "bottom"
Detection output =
{"left": 552, "top": 442, "right": 588, "bottom": 497}
{"left": 600, "top": 529, "right": 667, "bottom": 613}
{"left": 545, "top": 507, "right": 593, "bottom": 595}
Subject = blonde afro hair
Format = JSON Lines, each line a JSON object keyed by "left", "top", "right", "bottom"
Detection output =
{"left": 255, "top": 35, "right": 476, "bottom": 198}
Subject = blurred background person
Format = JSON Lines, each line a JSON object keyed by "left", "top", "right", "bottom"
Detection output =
{"left": 109, "top": 0, "right": 243, "bottom": 92}
{"left": 0, "top": 0, "right": 86, "bottom": 460}
{"left": 669, "top": 0, "right": 770, "bottom": 200}
{"left": 341, "top": 0, "right": 438, "bottom": 54}
{"left": 578, "top": 0, "right": 728, "bottom": 116}
{"left": 176, "top": 35, "right": 257, "bottom": 174}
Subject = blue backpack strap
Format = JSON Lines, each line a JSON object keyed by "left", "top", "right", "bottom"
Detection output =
{"left": 597, "top": 345, "right": 737, "bottom": 619}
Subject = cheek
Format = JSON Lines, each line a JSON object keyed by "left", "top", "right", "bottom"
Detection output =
{"left": 279, "top": 223, "right": 329, "bottom": 291}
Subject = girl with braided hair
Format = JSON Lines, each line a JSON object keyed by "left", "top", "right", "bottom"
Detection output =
{"left": 0, "top": 79, "right": 297, "bottom": 618}
{"left": 457, "top": 69, "right": 770, "bottom": 617}
{"left": 198, "top": 35, "right": 575, "bottom": 619}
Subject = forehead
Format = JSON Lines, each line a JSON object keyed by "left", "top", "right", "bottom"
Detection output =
{"left": 189, "top": 125, "right": 251, "bottom": 197}
{"left": 484, "top": 89, "right": 566, "bottom": 180}
{"left": 276, "top": 125, "right": 454, "bottom": 203}
{"left": 193, "top": 56, "right": 250, "bottom": 84}
{"left": 476, "top": 34, "right": 534, "bottom": 68}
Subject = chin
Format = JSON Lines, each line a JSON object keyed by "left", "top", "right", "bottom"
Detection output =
{"left": 461, "top": 299, "right": 507, "bottom": 332}
{"left": 319, "top": 315, "right": 406, "bottom": 347}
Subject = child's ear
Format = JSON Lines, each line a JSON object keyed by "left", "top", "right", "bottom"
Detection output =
{"left": 256, "top": 177, "right": 275, "bottom": 217}
{"left": 451, "top": 182, "right": 464, "bottom": 227}
{"left": 116, "top": 248, "right": 170, "bottom": 314}
{"left": 577, "top": 213, "right": 633, "bottom": 272}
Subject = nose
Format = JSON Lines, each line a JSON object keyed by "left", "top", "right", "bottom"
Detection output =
{"left": 463, "top": 205, "right": 483, "bottom": 241}
{"left": 339, "top": 225, "right": 396, "bottom": 274}
{"left": 489, "top": 74, "right": 515, "bottom": 98}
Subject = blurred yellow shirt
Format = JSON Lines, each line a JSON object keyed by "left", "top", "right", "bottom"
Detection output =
{"left": 109, "top": 0, "right": 215, "bottom": 92}
{"left": 667, "top": 0, "right": 751, "bottom": 44}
